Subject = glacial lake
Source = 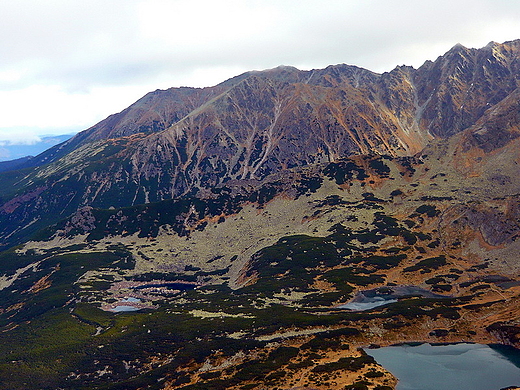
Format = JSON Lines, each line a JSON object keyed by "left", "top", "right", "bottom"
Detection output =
{"left": 111, "top": 305, "right": 140, "bottom": 312}
{"left": 339, "top": 286, "right": 447, "bottom": 311}
{"left": 110, "top": 297, "right": 142, "bottom": 312}
{"left": 339, "top": 296, "right": 398, "bottom": 311}
{"left": 366, "top": 343, "right": 520, "bottom": 390}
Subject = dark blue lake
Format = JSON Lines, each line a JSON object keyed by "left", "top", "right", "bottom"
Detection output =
{"left": 366, "top": 343, "right": 520, "bottom": 390}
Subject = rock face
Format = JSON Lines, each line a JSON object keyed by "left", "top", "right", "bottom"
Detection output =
{"left": 1, "top": 40, "right": 520, "bottom": 247}
{"left": 414, "top": 41, "right": 520, "bottom": 137}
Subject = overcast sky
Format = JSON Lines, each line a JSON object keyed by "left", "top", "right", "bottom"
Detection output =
{"left": 1, "top": 0, "right": 519, "bottom": 145}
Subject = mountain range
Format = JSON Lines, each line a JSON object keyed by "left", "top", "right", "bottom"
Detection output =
{"left": 0, "top": 40, "right": 519, "bottom": 390}
{"left": 2, "top": 40, "right": 520, "bottom": 247}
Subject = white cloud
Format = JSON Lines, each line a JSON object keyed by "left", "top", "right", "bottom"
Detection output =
{"left": 0, "top": 0, "right": 518, "bottom": 144}
{"left": 0, "top": 129, "right": 41, "bottom": 145}
{"left": 0, "top": 83, "right": 159, "bottom": 131}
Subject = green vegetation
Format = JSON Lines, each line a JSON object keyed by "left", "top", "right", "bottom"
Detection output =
{"left": 0, "top": 150, "right": 506, "bottom": 389}
{"left": 414, "top": 204, "right": 441, "bottom": 217}
{"left": 241, "top": 234, "right": 342, "bottom": 295}
{"left": 354, "top": 254, "right": 406, "bottom": 270}
{"left": 323, "top": 268, "right": 384, "bottom": 288}
{"left": 324, "top": 159, "right": 368, "bottom": 184}
{"left": 368, "top": 158, "right": 390, "bottom": 178}
{"left": 311, "top": 354, "right": 375, "bottom": 373}
{"left": 383, "top": 297, "right": 462, "bottom": 320}
{"left": 0, "top": 308, "right": 95, "bottom": 390}
{"left": 0, "top": 249, "right": 133, "bottom": 328}
{"left": 403, "top": 255, "right": 447, "bottom": 273}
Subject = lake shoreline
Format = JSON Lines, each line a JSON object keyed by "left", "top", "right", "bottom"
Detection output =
{"left": 364, "top": 342, "right": 520, "bottom": 390}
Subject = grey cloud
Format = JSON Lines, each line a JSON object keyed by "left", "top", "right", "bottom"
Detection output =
{"left": 0, "top": 0, "right": 518, "bottom": 145}
{"left": 2, "top": 0, "right": 519, "bottom": 92}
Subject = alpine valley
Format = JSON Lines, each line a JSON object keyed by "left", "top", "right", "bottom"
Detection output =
{"left": 0, "top": 40, "right": 519, "bottom": 390}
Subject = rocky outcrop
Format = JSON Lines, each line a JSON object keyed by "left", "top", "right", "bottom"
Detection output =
{"left": 414, "top": 40, "right": 520, "bottom": 137}
{"left": 487, "top": 322, "right": 520, "bottom": 348}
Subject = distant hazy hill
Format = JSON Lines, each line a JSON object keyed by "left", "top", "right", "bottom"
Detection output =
{"left": 0, "top": 133, "right": 75, "bottom": 163}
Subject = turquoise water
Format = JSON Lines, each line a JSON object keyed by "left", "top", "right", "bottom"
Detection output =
{"left": 111, "top": 305, "right": 140, "bottom": 312}
{"left": 111, "top": 297, "right": 142, "bottom": 312}
{"left": 366, "top": 343, "right": 520, "bottom": 390}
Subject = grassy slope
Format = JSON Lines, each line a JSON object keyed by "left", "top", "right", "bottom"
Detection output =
{"left": 0, "top": 147, "right": 519, "bottom": 389}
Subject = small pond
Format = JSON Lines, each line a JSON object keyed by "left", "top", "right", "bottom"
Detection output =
{"left": 366, "top": 343, "right": 520, "bottom": 390}
{"left": 109, "top": 297, "right": 142, "bottom": 312}
{"left": 339, "top": 286, "right": 448, "bottom": 311}
{"left": 339, "top": 297, "right": 398, "bottom": 311}
{"left": 111, "top": 305, "right": 141, "bottom": 312}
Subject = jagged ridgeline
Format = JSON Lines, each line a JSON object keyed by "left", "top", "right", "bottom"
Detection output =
{"left": 1, "top": 40, "right": 520, "bottom": 247}
{"left": 0, "top": 41, "right": 519, "bottom": 390}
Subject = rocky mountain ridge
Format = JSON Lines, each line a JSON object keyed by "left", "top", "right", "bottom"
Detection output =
{"left": 0, "top": 39, "right": 519, "bottom": 390}
{"left": 1, "top": 40, "right": 519, "bottom": 248}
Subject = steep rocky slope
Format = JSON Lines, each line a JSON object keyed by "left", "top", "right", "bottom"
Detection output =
{"left": 1, "top": 40, "right": 519, "bottom": 248}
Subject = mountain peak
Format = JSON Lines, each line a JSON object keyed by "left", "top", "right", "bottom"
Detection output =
{"left": 452, "top": 42, "right": 466, "bottom": 49}
{"left": 447, "top": 42, "right": 470, "bottom": 55}
{"left": 271, "top": 65, "right": 300, "bottom": 72}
